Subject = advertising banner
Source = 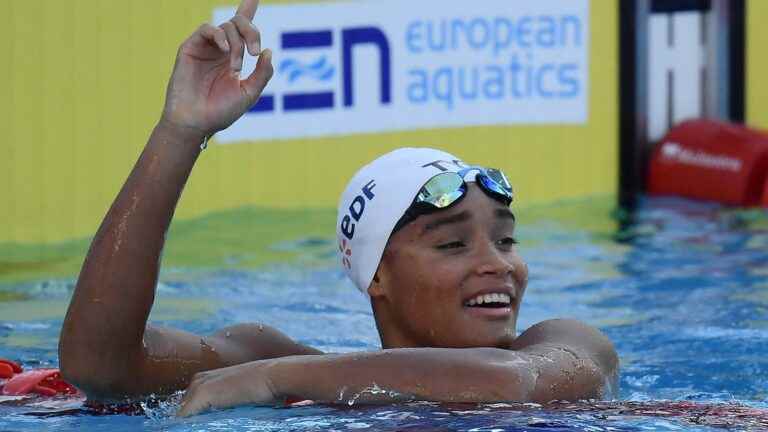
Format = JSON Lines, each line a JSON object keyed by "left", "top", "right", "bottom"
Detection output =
{"left": 214, "top": 0, "right": 590, "bottom": 142}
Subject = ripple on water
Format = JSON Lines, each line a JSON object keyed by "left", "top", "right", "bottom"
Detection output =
{"left": 2, "top": 197, "right": 768, "bottom": 430}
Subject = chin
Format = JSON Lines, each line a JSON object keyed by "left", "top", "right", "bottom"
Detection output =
{"left": 483, "top": 328, "right": 518, "bottom": 348}
{"left": 463, "top": 323, "right": 517, "bottom": 348}
{"left": 441, "top": 331, "right": 516, "bottom": 349}
{"left": 494, "top": 333, "right": 517, "bottom": 349}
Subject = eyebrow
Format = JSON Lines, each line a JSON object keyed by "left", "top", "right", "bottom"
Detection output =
{"left": 422, "top": 208, "right": 516, "bottom": 235}
{"left": 496, "top": 208, "right": 516, "bottom": 222}
{"left": 423, "top": 211, "right": 472, "bottom": 234}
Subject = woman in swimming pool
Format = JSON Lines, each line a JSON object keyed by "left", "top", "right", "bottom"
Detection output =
{"left": 58, "top": 0, "right": 617, "bottom": 416}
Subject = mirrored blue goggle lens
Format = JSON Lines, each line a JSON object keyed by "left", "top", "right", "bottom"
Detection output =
{"left": 477, "top": 170, "right": 513, "bottom": 204}
{"left": 417, "top": 172, "right": 466, "bottom": 208}
{"left": 484, "top": 168, "right": 512, "bottom": 193}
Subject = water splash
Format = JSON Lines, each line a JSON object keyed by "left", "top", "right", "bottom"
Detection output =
{"left": 345, "top": 382, "right": 412, "bottom": 406}
{"left": 140, "top": 391, "right": 184, "bottom": 420}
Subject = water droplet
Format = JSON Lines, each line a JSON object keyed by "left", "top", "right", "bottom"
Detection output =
{"left": 337, "top": 386, "right": 347, "bottom": 402}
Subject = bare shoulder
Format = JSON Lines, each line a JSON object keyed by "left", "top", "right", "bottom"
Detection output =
{"left": 510, "top": 319, "right": 618, "bottom": 374}
{"left": 106, "top": 323, "right": 323, "bottom": 399}
{"left": 210, "top": 323, "right": 323, "bottom": 361}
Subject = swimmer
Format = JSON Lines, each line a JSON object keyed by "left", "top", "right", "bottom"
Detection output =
{"left": 58, "top": 0, "right": 618, "bottom": 416}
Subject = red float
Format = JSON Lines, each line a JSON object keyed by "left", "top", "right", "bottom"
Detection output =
{"left": 763, "top": 175, "right": 768, "bottom": 206}
{"left": 647, "top": 119, "right": 768, "bottom": 207}
{"left": 0, "top": 358, "right": 80, "bottom": 397}
{"left": 763, "top": 178, "right": 768, "bottom": 207}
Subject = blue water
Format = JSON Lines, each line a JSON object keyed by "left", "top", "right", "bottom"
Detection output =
{"left": 1, "top": 197, "right": 767, "bottom": 430}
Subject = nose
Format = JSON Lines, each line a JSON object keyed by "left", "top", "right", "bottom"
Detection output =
{"left": 472, "top": 241, "right": 529, "bottom": 293}
{"left": 473, "top": 241, "right": 515, "bottom": 277}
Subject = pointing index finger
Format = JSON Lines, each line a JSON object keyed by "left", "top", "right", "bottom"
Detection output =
{"left": 235, "top": 0, "right": 259, "bottom": 21}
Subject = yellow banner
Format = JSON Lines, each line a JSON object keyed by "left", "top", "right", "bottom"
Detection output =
{"left": 748, "top": 0, "right": 768, "bottom": 128}
{"left": 0, "top": 0, "right": 618, "bottom": 244}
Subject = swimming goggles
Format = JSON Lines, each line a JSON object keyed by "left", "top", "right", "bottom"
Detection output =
{"left": 392, "top": 166, "right": 514, "bottom": 232}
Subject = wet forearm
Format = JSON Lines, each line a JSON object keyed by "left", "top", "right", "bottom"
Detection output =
{"left": 267, "top": 348, "right": 535, "bottom": 404}
{"left": 60, "top": 121, "right": 205, "bottom": 378}
{"left": 178, "top": 344, "right": 609, "bottom": 416}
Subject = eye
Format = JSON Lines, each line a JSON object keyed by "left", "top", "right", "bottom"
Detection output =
{"left": 497, "top": 236, "right": 518, "bottom": 247}
{"left": 436, "top": 241, "right": 465, "bottom": 250}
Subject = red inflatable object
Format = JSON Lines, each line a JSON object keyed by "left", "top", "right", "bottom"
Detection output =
{"left": 647, "top": 119, "right": 768, "bottom": 206}
{"left": 763, "top": 176, "right": 768, "bottom": 206}
{"left": 0, "top": 359, "right": 22, "bottom": 379}
{"left": 0, "top": 358, "right": 80, "bottom": 397}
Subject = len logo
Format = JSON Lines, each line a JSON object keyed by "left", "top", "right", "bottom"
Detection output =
{"left": 250, "top": 27, "right": 392, "bottom": 113}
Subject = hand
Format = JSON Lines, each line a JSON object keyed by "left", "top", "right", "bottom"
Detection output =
{"left": 177, "top": 360, "right": 279, "bottom": 417}
{"left": 160, "top": 0, "right": 273, "bottom": 139}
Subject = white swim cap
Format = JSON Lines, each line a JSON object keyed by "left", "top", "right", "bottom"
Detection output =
{"left": 336, "top": 148, "right": 469, "bottom": 294}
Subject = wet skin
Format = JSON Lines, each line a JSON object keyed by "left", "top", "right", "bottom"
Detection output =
{"left": 58, "top": 0, "right": 619, "bottom": 413}
{"left": 372, "top": 183, "right": 528, "bottom": 349}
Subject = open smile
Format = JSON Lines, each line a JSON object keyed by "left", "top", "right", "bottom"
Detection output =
{"left": 462, "top": 292, "right": 514, "bottom": 319}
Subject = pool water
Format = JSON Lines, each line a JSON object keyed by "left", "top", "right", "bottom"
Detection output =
{"left": 1, "top": 196, "right": 767, "bottom": 431}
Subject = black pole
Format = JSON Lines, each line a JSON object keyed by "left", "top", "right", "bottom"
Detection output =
{"left": 729, "top": 0, "right": 746, "bottom": 123}
{"left": 618, "top": 0, "right": 639, "bottom": 211}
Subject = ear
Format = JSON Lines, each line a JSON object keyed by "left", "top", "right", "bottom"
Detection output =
{"left": 367, "top": 268, "right": 388, "bottom": 298}
{"left": 368, "top": 242, "right": 398, "bottom": 298}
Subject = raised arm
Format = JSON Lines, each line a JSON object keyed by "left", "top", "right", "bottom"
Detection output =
{"left": 59, "top": 0, "right": 316, "bottom": 401}
{"left": 177, "top": 319, "right": 618, "bottom": 416}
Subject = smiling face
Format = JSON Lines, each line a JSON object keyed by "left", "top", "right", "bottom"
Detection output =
{"left": 369, "top": 183, "right": 528, "bottom": 349}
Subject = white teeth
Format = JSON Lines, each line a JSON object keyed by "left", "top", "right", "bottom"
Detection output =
{"left": 465, "top": 293, "right": 512, "bottom": 306}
